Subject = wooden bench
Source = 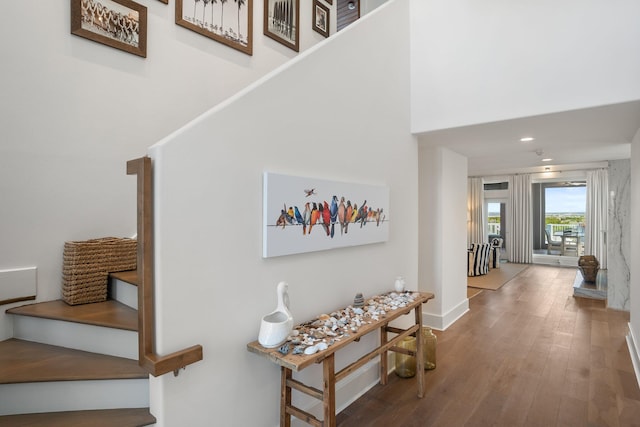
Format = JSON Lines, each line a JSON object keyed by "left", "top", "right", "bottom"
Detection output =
{"left": 247, "top": 291, "right": 434, "bottom": 427}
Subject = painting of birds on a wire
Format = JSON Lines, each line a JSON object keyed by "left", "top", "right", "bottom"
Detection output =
{"left": 263, "top": 172, "right": 389, "bottom": 258}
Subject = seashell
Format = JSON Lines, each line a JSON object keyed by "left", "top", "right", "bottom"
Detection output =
{"left": 316, "top": 342, "right": 328, "bottom": 351}
{"left": 319, "top": 314, "right": 330, "bottom": 321}
{"left": 304, "top": 345, "right": 319, "bottom": 355}
{"left": 278, "top": 343, "right": 290, "bottom": 355}
{"left": 293, "top": 346, "right": 305, "bottom": 355}
{"left": 353, "top": 308, "right": 364, "bottom": 315}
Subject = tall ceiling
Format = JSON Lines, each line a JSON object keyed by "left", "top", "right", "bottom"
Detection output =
{"left": 416, "top": 100, "right": 640, "bottom": 177}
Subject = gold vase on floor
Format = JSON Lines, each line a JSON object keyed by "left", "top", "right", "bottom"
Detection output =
{"left": 422, "top": 327, "right": 437, "bottom": 370}
{"left": 395, "top": 336, "right": 416, "bottom": 378}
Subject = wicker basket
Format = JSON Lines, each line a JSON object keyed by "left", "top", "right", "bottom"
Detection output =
{"left": 578, "top": 255, "right": 599, "bottom": 283}
{"left": 62, "top": 237, "right": 137, "bottom": 305}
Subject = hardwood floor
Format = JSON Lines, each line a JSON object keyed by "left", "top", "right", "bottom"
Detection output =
{"left": 336, "top": 265, "right": 640, "bottom": 427}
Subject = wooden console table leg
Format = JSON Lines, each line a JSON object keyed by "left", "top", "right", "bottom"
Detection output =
{"left": 281, "top": 367, "right": 292, "bottom": 427}
{"left": 323, "top": 354, "right": 336, "bottom": 427}
{"left": 380, "top": 325, "right": 388, "bottom": 385}
{"left": 415, "top": 304, "right": 425, "bottom": 398}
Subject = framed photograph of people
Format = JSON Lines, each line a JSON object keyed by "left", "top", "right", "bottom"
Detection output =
{"left": 312, "top": 0, "right": 329, "bottom": 38}
{"left": 264, "top": 0, "right": 300, "bottom": 52}
{"left": 176, "top": 0, "right": 253, "bottom": 56}
{"left": 71, "top": 0, "right": 147, "bottom": 58}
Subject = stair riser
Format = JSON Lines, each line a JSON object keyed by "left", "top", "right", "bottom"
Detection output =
{"left": 0, "top": 379, "right": 149, "bottom": 416}
{"left": 13, "top": 316, "right": 138, "bottom": 359}
{"left": 110, "top": 278, "right": 138, "bottom": 309}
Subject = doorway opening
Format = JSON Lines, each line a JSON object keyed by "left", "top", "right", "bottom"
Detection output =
{"left": 486, "top": 201, "right": 506, "bottom": 245}
{"left": 533, "top": 181, "right": 586, "bottom": 259}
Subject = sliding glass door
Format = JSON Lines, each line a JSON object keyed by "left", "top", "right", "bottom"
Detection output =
{"left": 534, "top": 182, "right": 586, "bottom": 257}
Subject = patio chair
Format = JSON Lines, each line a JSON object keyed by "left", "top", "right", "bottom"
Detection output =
{"left": 545, "top": 229, "right": 562, "bottom": 255}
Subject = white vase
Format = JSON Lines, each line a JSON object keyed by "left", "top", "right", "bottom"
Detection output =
{"left": 394, "top": 276, "right": 405, "bottom": 292}
{"left": 258, "top": 281, "right": 294, "bottom": 348}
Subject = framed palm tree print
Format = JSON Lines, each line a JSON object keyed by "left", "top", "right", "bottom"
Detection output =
{"left": 264, "top": 0, "right": 299, "bottom": 52}
{"left": 176, "top": 0, "right": 253, "bottom": 55}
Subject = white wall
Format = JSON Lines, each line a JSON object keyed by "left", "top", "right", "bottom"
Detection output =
{"left": 410, "top": 0, "right": 640, "bottom": 132}
{"left": 148, "top": 2, "right": 416, "bottom": 426}
{"left": 418, "top": 146, "right": 468, "bottom": 330}
{"left": 0, "top": 1, "right": 334, "bottom": 339}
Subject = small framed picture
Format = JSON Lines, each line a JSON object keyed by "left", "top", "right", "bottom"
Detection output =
{"left": 324, "top": 0, "right": 333, "bottom": 4}
{"left": 176, "top": 0, "right": 253, "bottom": 56}
{"left": 312, "top": 0, "right": 329, "bottom": 38}
{"left": 264, "top": 0, "right": 300, "bottom": 52}
{"left": 71, "top": 0, "right": 147, "bottom": 58}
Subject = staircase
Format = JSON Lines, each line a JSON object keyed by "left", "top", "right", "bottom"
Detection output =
{"left": 0, "top": 271, "right": 156, "bottom": 426}
{"left": 0, "top": 156, "right": 202, "bottom": 425}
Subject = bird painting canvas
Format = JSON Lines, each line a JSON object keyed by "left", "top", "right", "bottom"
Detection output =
{"left": 263, "top": 172, "right": 389, "bottom": 258}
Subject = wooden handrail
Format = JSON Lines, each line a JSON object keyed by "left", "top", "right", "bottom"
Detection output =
{"left": 127, "top": 156, "right": 203, "bottom": 377}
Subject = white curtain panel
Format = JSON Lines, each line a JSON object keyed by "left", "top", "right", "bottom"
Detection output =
{"left": 467, "top": 177, "right": 485, "bottom": 246}
{"left": 507, "top": 174, "right": 532, "bottom": 263}
{"left": 586, "top": 169, "right": 608, "bottom": 268}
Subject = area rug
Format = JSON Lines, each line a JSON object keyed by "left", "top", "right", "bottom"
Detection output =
{"left": 467, "top": 262, "right": 529, "bottom": 291}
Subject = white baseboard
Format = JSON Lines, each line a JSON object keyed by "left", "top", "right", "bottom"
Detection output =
{"left": 627, "top": 322, "right": 640, "bottom": 390}
{"left": 422, "top": 298, "right": 469, "bottom": 331}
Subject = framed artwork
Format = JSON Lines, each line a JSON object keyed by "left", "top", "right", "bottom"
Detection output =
{"left": 264, "top": 0, "right": 299, "bottom": 52}
{"left": 71, "top": 0, "right": 147, "bottom": 58}
{"left": 312, "top": 0, "right": 329, "bottom": 38}
{"left": 263, "top": 172, "right": 389, "bottom": 258}
{"left": 176, "top": 0, "right": 253, "bottom": 56}
{"left": 324, "top": 0, "right": 333, "bottom": 5}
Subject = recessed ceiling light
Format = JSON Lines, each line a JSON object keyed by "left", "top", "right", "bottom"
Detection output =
{"left": 520, "top": 137, "right": 535, "bottom": 142}
{"left": 541, "top": 158, "right": 553, "bottom": 162}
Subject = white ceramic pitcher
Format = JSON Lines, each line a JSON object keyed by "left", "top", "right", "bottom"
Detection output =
{"left": 258, "top": 281, "right": 294, "bottom": 348}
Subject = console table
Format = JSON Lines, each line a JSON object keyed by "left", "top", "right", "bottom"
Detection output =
{"left": 246, "top": 291, "right": 434, "bottom": 427}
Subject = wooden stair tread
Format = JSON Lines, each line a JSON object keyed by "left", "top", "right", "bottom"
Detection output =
{"left": 110, "top": 270, "right": 139, "bottom": 286}
{"left": 6, "top": 299, "right": 137, "bottom": 331}
{"left": 0, "top": 408, "right": 155, "bottom": 426}
{"left": 0, "top": 339, "right": 147, "bottom": 384}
